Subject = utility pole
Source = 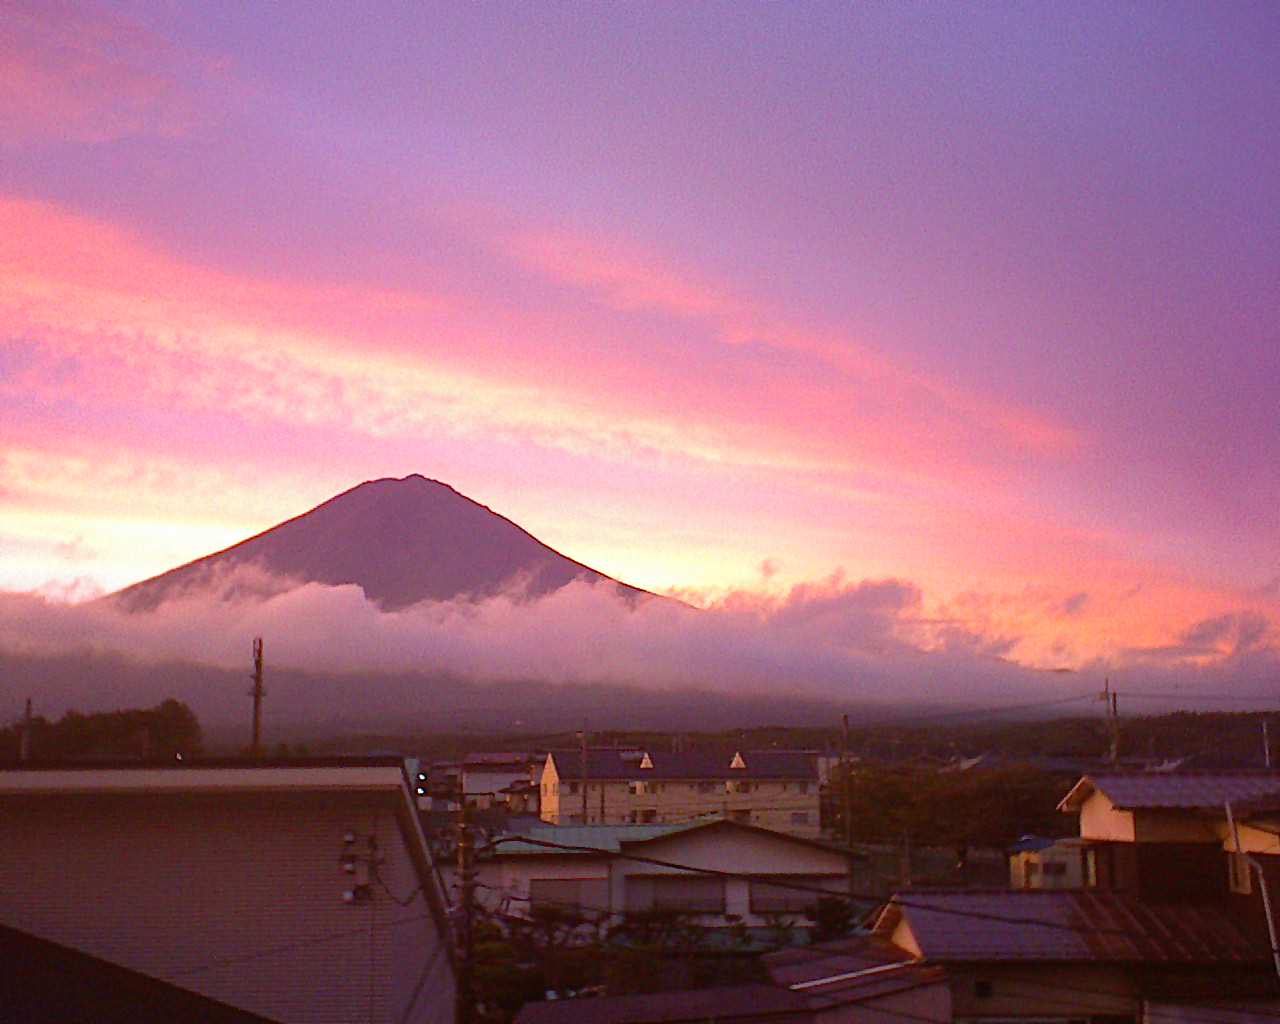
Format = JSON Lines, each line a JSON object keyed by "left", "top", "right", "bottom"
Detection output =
{"left": 18, "top": 697, "right": 32, "bottom": 762}
{"left": 249, "top": 637, "right": 265, "bottom": 756}
{"left": 1100, "top": 678, "right": 1120, "bottom": 767}
{"left": 580, "top": 719, "right": 589, "bottom": 825}
{"left": 455, "top": 786, "right": 475, "bottom": 1024}
{"left": 841, "top": 713, "right": 853, "bottom": 847}
{"left": 1265, "top": 720, "right": 1272, "bottom": 770}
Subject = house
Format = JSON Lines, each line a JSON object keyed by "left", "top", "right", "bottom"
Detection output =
{"left": 862, "top": 770, "right": 1280, "bottom": 1020}
{"left": 1008, "top": 835, "right": 1088, "bottom": 889}
{"left": 461, "top": 751, "right": 539, "bottom": 809}
{"left": 476, "top": 817, "right": 862, "bottom": 938}
{"left": 540, "top": 749, "right": 821, "bottom": 836}
{"left": 873, "top": 888, "right": 1270, "bottom": 1020}
{"left": 0, "top": 758, "right": 456, "bottom": 1024}
{"left": 512, "top": 936, "right": 951, "bottom": 1023}
{"left": 503, "top": 777, "right": 541, "bottom": 815}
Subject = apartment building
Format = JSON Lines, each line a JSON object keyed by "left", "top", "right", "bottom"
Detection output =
{"left": 539, "top": 749, "right": 821, "bottom": 836}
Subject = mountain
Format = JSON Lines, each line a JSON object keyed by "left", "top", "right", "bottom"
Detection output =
{"left": 109, "top": 475, "right": 655, "bottom": 611}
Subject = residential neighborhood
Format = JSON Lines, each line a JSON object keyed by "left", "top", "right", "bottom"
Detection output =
{"left": 11, "top": 701, "right": 1280, "bottom": 1021}
{"left": 7, "top": 1, "right": 1275, "bottom": 1021}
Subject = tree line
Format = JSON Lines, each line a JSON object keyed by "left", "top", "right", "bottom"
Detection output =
{"left": 1, "top": 699, "right": 203, "bottom": 760}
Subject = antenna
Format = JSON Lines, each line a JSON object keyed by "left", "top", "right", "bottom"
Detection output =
{"left": 250, "top": 637, "right": 265, "bottom": 756}
{"left": 19, "top": 697, "right": 32, "bottom": 762}
{"left": 580, "top": 719, "right": 589, "bottom": 825}
{"left": 1099, "top": 677, "right": 1119, "bottom": 766}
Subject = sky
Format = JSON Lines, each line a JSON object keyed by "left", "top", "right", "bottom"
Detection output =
{"left": 2, "top": 1, "right": 1278, "bottom": 694}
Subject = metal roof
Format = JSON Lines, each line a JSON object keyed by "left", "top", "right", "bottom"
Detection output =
{"left": 514, "top": 983, "right": 814, "bottom": 1023}
{"left": 546, "top": 749, "right": 817, "bottom": 781}
{"left": 485, "top": 821, "right": 706, "bottom": 856}
{"left": 463, "top": 752, "right": 533, "bottom": 766}
{"left": 877, "top": 889, "right": 1266, "bottom": 964}
{"left": 1059, "top": 772, "right": 1280, "bottom": 812}
{"left": 763, "top": 935, "right": 912, "bottom": 988}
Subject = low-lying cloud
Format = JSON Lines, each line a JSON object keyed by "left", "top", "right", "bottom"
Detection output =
{"left": 2, "top": 567, "right": 1278, "bottom": 732}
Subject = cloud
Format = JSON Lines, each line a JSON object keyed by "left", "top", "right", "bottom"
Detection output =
{"left": 1, "top": 568, "right": 1275, "bottom": 731}
{"left": 1060, "top": 592, "right": 1089, "bottom": 617}
{"left": 1123, "top": 611, "right": 1277, "bottom": 664}
{"left": 0, "top": 1, "right": 198, "bottom": 146}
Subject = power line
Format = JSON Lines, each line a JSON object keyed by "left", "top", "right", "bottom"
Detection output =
{"left": 168, "top": 909, "right": 436, "bottom": 977}
{"left": 854, "top": 693, "right": 1099, "bottom": 729}
{"left": 488, "top": 834, "right": 1277, "bottom": 951}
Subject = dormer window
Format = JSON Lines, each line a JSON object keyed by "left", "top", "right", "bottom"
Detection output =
{"left": 639, "top": 752, "right": 653, "bottom": 770}
{"left": 729, "top": 752, "right": 746, "bottom": 770}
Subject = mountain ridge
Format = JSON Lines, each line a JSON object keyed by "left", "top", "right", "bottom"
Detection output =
{"left": 108, "top": 474, "right": 657, "bottom": 611}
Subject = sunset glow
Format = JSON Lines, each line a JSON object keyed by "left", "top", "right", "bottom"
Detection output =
{"left": 2, "top": 1, "right": 1277, "bottom": 681}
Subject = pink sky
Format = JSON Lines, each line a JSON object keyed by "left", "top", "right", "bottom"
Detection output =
{"left": 2, "top": 1, "right": 1277, "bottom": 677}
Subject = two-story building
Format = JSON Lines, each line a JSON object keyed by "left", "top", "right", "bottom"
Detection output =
{"left": 870, "top": 770, "right": 1280, "bottom": 1022}
{"left": 539, "top": 749, "right": 821, "bottom": 837}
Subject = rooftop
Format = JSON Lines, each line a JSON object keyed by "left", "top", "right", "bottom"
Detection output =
{"left": 0, "top": 757, "right": 417, "bottom": 796}
{"left": 876, "top": 889, "right": 1266, "bottom": 965}
{"left": 1059, "top": 771, "right": 1280, "bottom": 813}
{"left": 547, "top": 749, "right": 817, "bottom": 781}
{"left": 485, "top": 820, "right": 711, "bottom": 856}
{"left": 514, "top": 983, "right": 812, "bottom": 1024}
{"left": 463, "top": 752, "right": 534, "bottom": 766}
{"left": 0, "top": 923, "right": 278, "bottom": 1023}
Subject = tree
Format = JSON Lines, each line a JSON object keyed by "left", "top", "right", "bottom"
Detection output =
{"left": 1, "top": 700, "right": 203, "bottom": 760}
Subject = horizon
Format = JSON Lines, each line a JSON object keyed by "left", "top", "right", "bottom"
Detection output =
{"left": 2, "top": 3, "right": 1278, "bottom": 721}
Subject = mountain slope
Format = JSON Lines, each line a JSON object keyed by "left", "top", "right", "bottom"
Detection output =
{"left": 109, "top": 475, "right": 654, "bottom": 611}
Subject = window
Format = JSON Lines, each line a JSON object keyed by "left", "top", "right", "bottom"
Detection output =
{"left": 697, "top": 782, "right": 716, "bottom": 793}
{"left": 797, "top": 782, "right": 810, "bottom": 795}
{"left": 529, "top": 877, "right": 609, "bottom": 915}
{"left": 567, "top": 781, "right": 579, "bottom": 795}
{"left": 627, "top": 875, "right": 726, "bottom": 913}
{"left": 790, "top": 811, "right": 810, "bottom": 825}
{"left": 749, "top": 875, "right": 845, "bottom": 915}
{"left": 1043, "top": 861, "right": 1068, "bottom": 877}
{"left": 730, "top": 810, "right": 751, "bottom": 824}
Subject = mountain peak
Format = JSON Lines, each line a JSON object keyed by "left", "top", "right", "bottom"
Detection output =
{"left": 109, "top": 477, "right": 651, "bottom": 612}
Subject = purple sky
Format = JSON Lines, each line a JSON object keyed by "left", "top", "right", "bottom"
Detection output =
{"left": 1, "top": 1, "right": 1278, "bottom": 674}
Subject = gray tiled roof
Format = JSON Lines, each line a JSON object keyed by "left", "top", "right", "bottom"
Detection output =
{"left": 546, "top": 749, "right": 817, "bottom": 781}
{"left": 1062, "top": 772, "right": 1280, "bottom": 811}
{"left": 880, "top": 890, "right": 1265, "bottom": 964}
